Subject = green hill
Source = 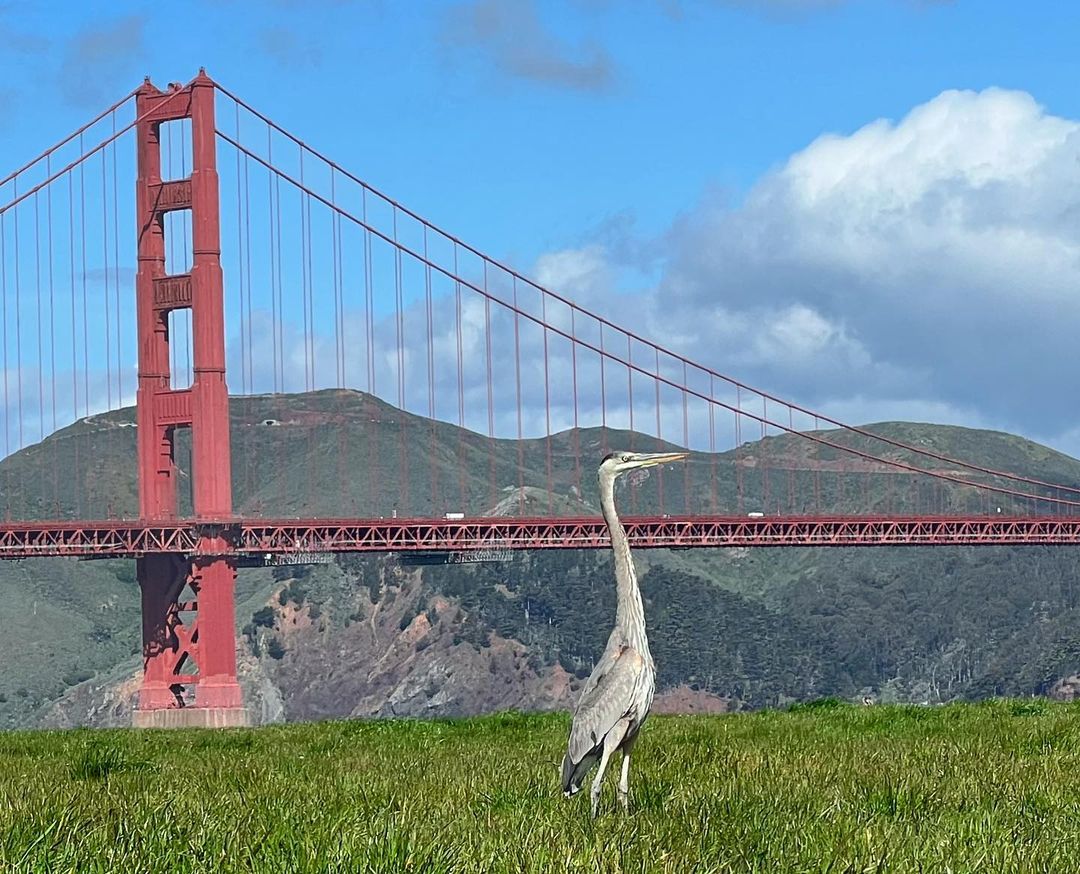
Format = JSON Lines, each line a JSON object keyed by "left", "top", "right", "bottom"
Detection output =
{"left": 3, "top": 388, "right": 1078, "bottom": 521}
{"left": 2, "top": 391, "right": 1080, "bottom": 727}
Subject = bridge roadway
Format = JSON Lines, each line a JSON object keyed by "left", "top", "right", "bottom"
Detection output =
{"left": 2, "top": 515, "right": 1080, "bottom": 559}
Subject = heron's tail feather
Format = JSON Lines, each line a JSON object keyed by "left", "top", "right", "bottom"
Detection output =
{"left": 561, "top": 750, "right": 596, "bottom": 798}
{"left": 560, "top": 752, "right": 577, "bottom": 795}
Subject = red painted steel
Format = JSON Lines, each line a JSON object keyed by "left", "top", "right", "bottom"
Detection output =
{"left": 135, "top": 80, "right": 179, "bottom": 521}
{"left": 5, "top": 516, "right": 1080, "bottom": 559}
{"left": 137, "top": 554, "right": 197, "bottom": 709}
{"left": 133, "top": 73, "right": 241, "bottom": 717}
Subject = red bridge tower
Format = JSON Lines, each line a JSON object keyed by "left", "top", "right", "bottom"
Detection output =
{"left": 133, "top": 72, "right": 245, "bottom": 727}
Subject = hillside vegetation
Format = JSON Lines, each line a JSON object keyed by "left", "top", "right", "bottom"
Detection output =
{"left": 4, "top": 388, "right": 1079, "bottom": 521}
{"left": 2, "top": 391, "right": 1080, "bottom": 726}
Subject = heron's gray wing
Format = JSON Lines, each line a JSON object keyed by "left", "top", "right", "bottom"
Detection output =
{"left": 565, "top": 644, "right": 645, "bottom": 768}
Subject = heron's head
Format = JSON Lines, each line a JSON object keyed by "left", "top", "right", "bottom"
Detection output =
{"left": 599, "top": 450, "right": 687, "bottom": 481}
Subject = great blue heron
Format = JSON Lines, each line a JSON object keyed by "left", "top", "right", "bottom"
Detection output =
{"left": 560, "top": 450, "right": 687, "bottom": 816}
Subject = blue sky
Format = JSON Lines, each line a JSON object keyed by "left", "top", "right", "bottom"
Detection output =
{"left": 6, "top": 1, "right": 1080, "bottom": 458}
{"left": 3, "top": 0, "right": 1073, "bottom": 262}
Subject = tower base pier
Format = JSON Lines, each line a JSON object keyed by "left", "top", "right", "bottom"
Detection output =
{"left": 133, "top": 707, "right": 249, "bottom": 729}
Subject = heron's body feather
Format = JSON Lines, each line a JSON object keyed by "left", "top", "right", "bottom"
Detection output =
{"left": 561, "top": 638, "right": 654, "bottom": 795}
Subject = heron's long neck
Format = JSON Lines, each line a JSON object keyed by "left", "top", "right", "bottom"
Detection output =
{"left": 600, "top": 474, "right": 649, "bottom": 654}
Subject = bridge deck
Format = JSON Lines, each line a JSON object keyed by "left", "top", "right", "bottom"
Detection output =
{"left": 1, "top": 516, "right": 1079, "bottom": 559}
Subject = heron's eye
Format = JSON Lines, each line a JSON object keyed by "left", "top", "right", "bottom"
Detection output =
{"left": 622, "top": 454, "right": 632, "bottom": 462}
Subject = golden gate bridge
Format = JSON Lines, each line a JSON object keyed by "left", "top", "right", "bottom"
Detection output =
{"left": 2, "top": 70, "right": 1079, "bottom": 724}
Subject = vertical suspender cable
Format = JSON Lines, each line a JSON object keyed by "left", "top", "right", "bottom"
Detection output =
{"left": 833, "top": 425, "right": 842, "bottom": 514}
{"left": 234, "top": 106, "right": 246, "bottom": 392}
{"left": 571, "top": 307, "right": 580, "bottom": 500}
{"left": 362, "top": 189, "right": 377, "bottom": 512}
{"left": 307, "top": 181, "right": 318, "bottom": 511}
{"left": 425, "top": 226, "right": 437, "bottom": 512}
{"left": 275, "top": 174, "right": 284, "bottom": 395}
{"left": 812, "top": 412, "right": 820, "bottom": 507}
{"left": 244, "top": 150, "right": 255, "bottom": 508}
{"left": 272, "top": 166, "right": 285, "bottom": 516}
{"left": 340, "top": 204, "right": 352, "bottom": 514}
{"left": 735, "top": 386, "right": 743, "bottom": 514}
{"left": 654, "top": 347, "right": 663, "bottom": 514}
{"left": 653, "top": 351, "right": 662, "bottom": 442}
{"left": 331, "top": 169, "right": 347, "bottom": 513}
{"left": 484, "top": 262, "right": 495, "bottom": 510}
{"left": 14, "top": 179, "right": 23, "bottom": 459}
{"left": 68, "top": 174, "right": 79, "bottom": 517}
{"left": 266, "top": 125, "right": 279, "bottom": 398}
{"left": 787, "top": 406, "right": 795, "bottom": 513}
{"left": 627, "top": 335, "right": 634, "bottom": 449}
{"left": 682, "top": 362, "right": 689, "bottom": 514}
{"left": 34, "top": 190, "right": 44, "bottom": 505}
{"left": 393, "top": 208, "right": 407, "bottom": 514}
{"left": 599, "top": 323, "right": 607, "bottom": 457}
{"left": 761, "top": 397, "right": 769, "bottom": 513}
{"left": 234, "top": 106, "right": 247, "bottom": 509}
{"left": 101, "top": 147, "right": 112, "bottom": 410}
{"left": 0, "top": 207, "right": 7, "bottom": 515}
{"left": 454, "top": 244, "right": 465, "bottom": 513}
{"left": 513, "top": 277, "right": 523, "bottom": 514}
{"left": 708, "top": 375, "right": 717, "bottom": 513}
{"left": 244, "top": 151, "right": 254, "bottom": 395}
{"left": 299, "top": 150, "right": 310, "bottom": 392}
{"left": 627, "top": 335, "right": 636, "bottom": 514}
{"left": 47, "top": 155, "right": 58, "bottom": 514}
{"left": 111, "top": 114, "right": 122, "bottom": 406}
{"left": 542, "top": 292, "right": 552, "bottom": 516}
{"left": 305, "top": 184, "right": 315, "bottom": 391}
{"left": 14, "top": 180, "right": 25, "bottom": 506}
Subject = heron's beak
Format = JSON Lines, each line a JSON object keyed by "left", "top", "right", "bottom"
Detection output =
{"left": 635, "top": 452, "right": 687, "bottom": 468}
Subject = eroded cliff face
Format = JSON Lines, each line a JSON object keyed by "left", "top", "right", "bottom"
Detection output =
{"left": 41, "top": 567, "right": 581, "bottom": 727}
{"left": 258, "top": 570, "right": 581, "bottom": 721}
{"left": 41, "top": 562, "right": 729, "bottom": 728}
{"left": 41, "top": 672, "right": 140, "bottom": 729}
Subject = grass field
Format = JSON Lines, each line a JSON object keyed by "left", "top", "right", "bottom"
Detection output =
{"left": 3, "top": 701, "right": 1080, "bottom": 872}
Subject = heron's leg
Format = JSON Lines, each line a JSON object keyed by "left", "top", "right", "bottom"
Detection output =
{"left": 591, "top": 720, "right": 629, "bottom": 817}
{"left": 617, "top": 751, "right": 632, "bottom": 811}
{"left": 590, "top": 744, "right": 615, "bottom": 818}
{"left": 617, "top": 733, "right": 637, "bottom": 811}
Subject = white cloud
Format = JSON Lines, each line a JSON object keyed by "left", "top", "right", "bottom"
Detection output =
{"left": 273, "top": 82, "right": 1080, "bottom": 459}
{"left": 533, "top": 245, "right": 612, "bottom": 301}
{"left": 643, "top": 87, "right": 1080, "bottom": 448}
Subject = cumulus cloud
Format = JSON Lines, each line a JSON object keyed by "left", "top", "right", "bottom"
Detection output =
{"left": 442, "top": 0, "right": 615, "bottom": 92}
{"left": 247, "top": 87, "right": 1080, "bottom": 456}
{"left": 634, "top": 87, "right": 1080, "bottom": 451}
{"left": 533, "top": 245, "right": 614, "bottom": 303}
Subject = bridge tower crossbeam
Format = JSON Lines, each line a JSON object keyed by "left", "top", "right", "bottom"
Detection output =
{"left": 132, "top": 71, "right": 245, "bottom": 727}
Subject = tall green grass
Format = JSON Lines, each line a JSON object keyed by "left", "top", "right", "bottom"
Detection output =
{"left": 2, "top": 702, "right": 1080, "bottom": 872}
